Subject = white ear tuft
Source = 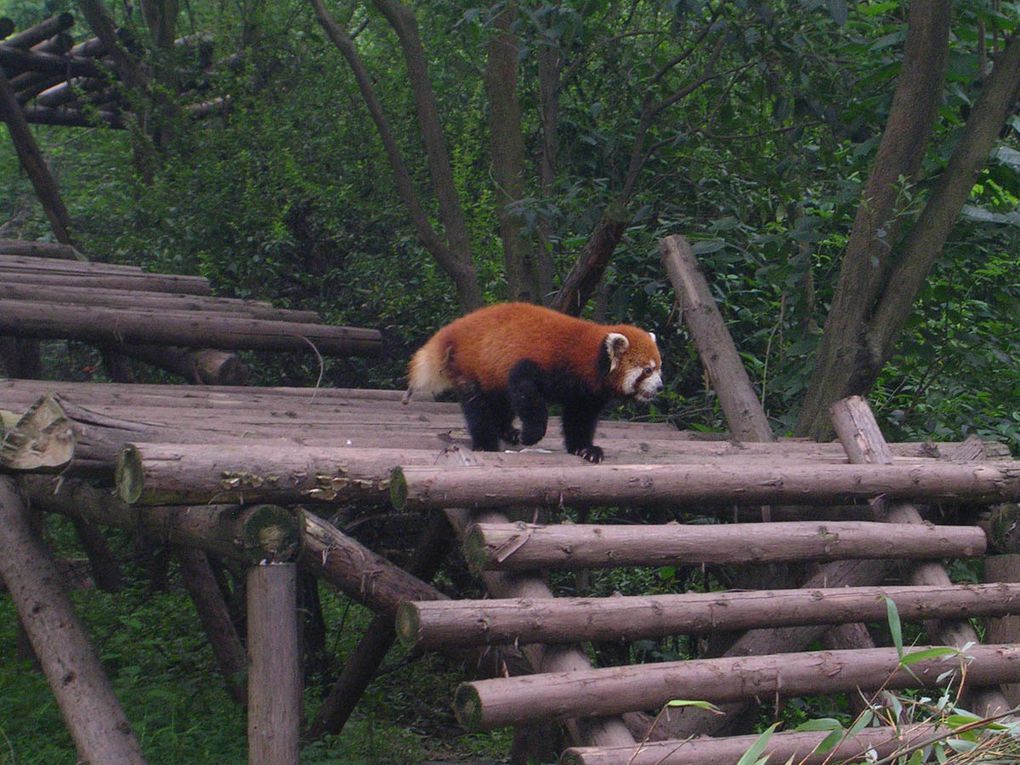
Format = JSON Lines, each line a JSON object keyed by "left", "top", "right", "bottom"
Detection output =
{"left": 604, "top": 332, "right": 629, "bottom": 372}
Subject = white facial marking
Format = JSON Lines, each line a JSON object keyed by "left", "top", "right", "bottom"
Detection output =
{"left": 637, "top": 370, "right": 663, "bottom": 401}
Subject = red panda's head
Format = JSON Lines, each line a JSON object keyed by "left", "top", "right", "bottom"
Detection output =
{"left": 600, "top": 327, "right": 663, "bottom": 402}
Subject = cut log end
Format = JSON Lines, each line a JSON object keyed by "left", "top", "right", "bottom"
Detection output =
{"left": 453, "top": 683, "right": 485, "bottom": 731}
{"left": 115, "top": 444, "right": 144, "bottom": 504}
{"left": 389, "top": 467, "right": 409, "bottom": 511}
{"left": 239, "top": 504, "right": 304, "bottom": 564}
{"left": 0, "top": 394, "right": 74, "bottom": 471}
{"left": 394, "top": 602, "right": 422, "bottom": 648}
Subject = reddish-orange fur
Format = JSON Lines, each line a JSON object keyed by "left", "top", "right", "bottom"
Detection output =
{"left": 405, "top": 302, "right": 659, "bottom": 398}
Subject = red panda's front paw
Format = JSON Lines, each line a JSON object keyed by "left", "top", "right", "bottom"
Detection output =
{"left": 573, "top": 445, "right": 604, "bottom": 463}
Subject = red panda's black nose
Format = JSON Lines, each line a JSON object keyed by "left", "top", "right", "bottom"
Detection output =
{"left": 654, "top": 381, "right": 664, "bottom": 393}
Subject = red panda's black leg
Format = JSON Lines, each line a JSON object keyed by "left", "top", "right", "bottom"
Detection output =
{"left": 508, "top": 360, "right": 548, "bottom": 446}
{"left": 562, "top": 399, "right": 606, "bottom": 463}
{"left": 459, "top": 388, "right": 504, "bottom": 451}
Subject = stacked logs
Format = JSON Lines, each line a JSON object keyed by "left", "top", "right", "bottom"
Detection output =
{"left": 0, "top": 242, "right": 382, "bottom": 383}
{"left": 0, "top": 13, "right": 227, "bottom": 127}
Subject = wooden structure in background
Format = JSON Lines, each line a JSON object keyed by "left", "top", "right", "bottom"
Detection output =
{"left": 2, "top": 234, "right": 1020, "bottom": 764}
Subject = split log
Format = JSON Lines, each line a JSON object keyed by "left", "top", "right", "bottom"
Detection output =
{"left": 560, "top": 724, "right": 949, "bottom": 765}
{"left": 0, "top": 299, "right": 383, "bottom": 355}
{"left": 397, "top": 582, "right": 1020, "bottom": 649}
{"left": 391, "top": 460, "right": 1020, "bottom": 511}
{"left": 660, "top": 235, "right": 772, "bottom": 441}
{"left": 0, "top": 239, "right": 83, "bottom": 259}
{"left": 0, "top": 269, "right": 213, "bottom": 294}
{"left": 246, "top": 563, "right": 301, "bottom": 765}
{"left": 2, "top": 13, "right": 74, "bottom": 49}
{"left": 454, "top": 643, "right": 1020, "bottom": 730}
{"left": 462, "top": 520, "right": 985, "bottom": 571}
{"left": 176, "top": 547, "right": 246, "bottom": 704}
{"left": 0, "top": 477, "right": 147, "bottom": 765}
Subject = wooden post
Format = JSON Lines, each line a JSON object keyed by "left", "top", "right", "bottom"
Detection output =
{"left": 247, "top": 563, "right": 301, "bottom": 765}
{"left": 0, "top": 477, "right": 147, "bottom": 764}
{"left": 659, "top": 235, "right": 773, "bottom": 441}
{"left": 985, "top": 554, "right": 1020, "bottom": 706}
{"left": 0, "top": 67, "right": 75, "bottom": 244}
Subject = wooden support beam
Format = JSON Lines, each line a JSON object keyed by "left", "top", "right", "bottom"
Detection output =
{"left": 830, "top": 395, "right": 1012, "bottom": 717}
{"left": 0, "top": 45, "right": 104, "bottom": 78}
{"left": 986, "top": 554, "right": 1020, "bottom": 706}
{"left": 560, "top": 724, "right": 949, "bottom": 765}
{"left": 0, "top": 67, "right": 75, "bottom": 243}
{"left": 660, "top": 235, "right": 773, "bottom": 441}
{"left": 391, "top": 460, "right": 1020, "bottom": 512}
{"left": 397, "top": 582, "right": 1020, "bottom": 649}
{"left": 0, "top": 239, "right": 83, "bottom": 259}
{"left": 462, "top": 520, "right": 985, "bottom": 571}
{"left": 0, "top": 269, "right": 212, "bottom": 294}
{"left": 0, "top": 477, "right": 147, "bottom": 764}
{"left": 454, "top": 643, "right": 1020, "bottom": 730}
{"left": 0, "top": 299, "right": 383, "bottom": 355}
{"left": 2, "top": 13, "right": 74, "bottom": 49}
{"left": 246, "top": 563, "right": 301, "bottom": 765}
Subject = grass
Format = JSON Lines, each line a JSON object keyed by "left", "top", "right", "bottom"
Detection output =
{"left": 0, "top": 519, "right": 510, "bottom": 765}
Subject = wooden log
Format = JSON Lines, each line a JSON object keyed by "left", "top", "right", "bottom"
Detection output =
{"left": 70, "top": 517, "right": 123, "bottom": 592}
{"left": 463, "top": 520, "right": 985, "bottom": 571}
{"left": 560, "top": 724, "right": 949, "bottom": 765}
{"left": 985, "top": 554, "right": 1020, "bottom": 706}
{"left": 391, "top": 460, "right": 1020, "bottom": 512}
{"left": 246, "top": 563, "right": 301, "bottom": 765}
{"left": 112, "top": 346, "right": 249, "bottom": 386}
{"left": 398, "top": 582, "right": 1020, "bottom": 649}
{"left": 660, "top": 235, "right": 772, "bottom": 441}
{"left": 0, "top": 67, "right": 75, "bottom": 244}
{"left": 0, "top": 281, "right": 320, "bottom": 321}
{"left": 21, "top": 105, "right": 126, "bottom": 128}
{"left": 0, "top": 299, "right": 383, "bottom": 355}
{"left": 115, "top": 443, "right": 428, "bottom": 505}
{"left": 2, "top": 13, "right": 74, "bottom": 49}
{"left": 0, "top": 477, "right": 147, "bottom": 764}
{"left": 831, "top": 395, "right": 1011, "bottom": 716}
{"left": 306, "top": 512, "right": 453, "bottom": 739}
{"left": 454, "top": 643, "right": 1020, "bottom": 730}
{"left": 0, "top": 269, "right": 213, "bottom": 294}
{"left": 0, "top": 46, "right": 104, "bottom": 77}
{"left": 176, "top": 547, "right": 246, "bottom": 704}
{"left": 0, "top": 239, "right": 83, "bottom": 259}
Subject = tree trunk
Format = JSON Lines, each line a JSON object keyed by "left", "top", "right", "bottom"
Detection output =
{"left": 0, "top": 477, "right": 148, "bottom": 765}
{"left": 551, "top": 200, "right": 630, "bottom": 315}
{"left": 455, "top": 643, "right": 1020, "bottom": 730}
{"left": 795, "top": 2, "right": 951, "bottom": 439}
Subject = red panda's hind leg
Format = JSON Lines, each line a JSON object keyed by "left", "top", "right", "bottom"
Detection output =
{"left": 460, "top": 387, "right": 514, "bottom": 451}
{"left": 508, "top": 361, "right": 549, "bottom": 446}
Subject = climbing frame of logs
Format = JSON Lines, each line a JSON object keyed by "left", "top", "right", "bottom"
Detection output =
{"left": 2, "top": 235, "right": 1020, "bottom": 765}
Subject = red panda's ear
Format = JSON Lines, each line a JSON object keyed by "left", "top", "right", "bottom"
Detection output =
{"left": 603, "top": 332, "right": 630, "bottom": 373}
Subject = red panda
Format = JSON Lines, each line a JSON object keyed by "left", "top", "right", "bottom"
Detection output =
{"left": 402, "top": 302, "right": 663, "bottom": 462}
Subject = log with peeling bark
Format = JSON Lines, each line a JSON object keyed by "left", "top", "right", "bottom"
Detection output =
{"left": 392, "top": 460, "right": 1020, "bottom": 511}
{"left": 0, "top": 299, "right": 383, "bottom": 355}
{"left": 462, "top": 520, "right": 986, "bottom": 571}
{"left": 560, "top": 724, "right": 950, "bottom": 765}
{"left": 454, "top": 643, "right": 1020, "bottom": 730}
{"left": 0, "top": 477, "right": 147, "bottom": 765}
{"left": 397, "top": 582, "right": 1020, "bottom": 649}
